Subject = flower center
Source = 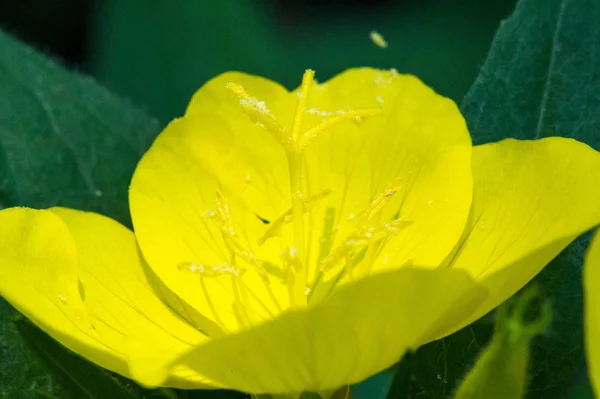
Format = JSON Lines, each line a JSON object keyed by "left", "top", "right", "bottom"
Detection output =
{"left": 181, "top": 70, "right": 410, "bottom": 330}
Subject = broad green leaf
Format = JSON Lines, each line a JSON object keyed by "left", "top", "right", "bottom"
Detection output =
{"left": 389, "top": 0, "right": 600, "bottom": 398}
{"left": 0, "top": 29, "right": 159, "bottom": 398}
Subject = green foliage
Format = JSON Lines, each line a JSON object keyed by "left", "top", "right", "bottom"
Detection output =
{"left": 14, "top": 318, "right": 145, "bottom": 399}
{"left": 89, "top": 0, "right": 511, "bottom": 122}
{"left": 385, "top": 0, "right": 600, "bottom": 397}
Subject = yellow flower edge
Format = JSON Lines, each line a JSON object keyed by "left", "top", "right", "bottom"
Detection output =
{"left": 1, "top": 67, "right": 600, "bottom": 395}
{"left": 585, "top": 230, "right": 600, "bottom": 396}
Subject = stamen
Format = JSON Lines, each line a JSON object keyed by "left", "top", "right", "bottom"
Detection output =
{"left": 257, "top": 189, "right": 332, "bottom": 245}
{"left": 281, "top": 247, "right": 304, "bottom": 307}
{"left": 178, "top": 261, "right": 245, "bottom": 277}
{"left": 352, "top": 177, "right": 402, "bottom": 226}
{"left": 209, "top": 191, "right": 270, "bottom": 280}
{"left": 225, "top": 82, "right": 287, "bottom": 144}
{"left": 290, "top": 69, "right": 315, "bottom": 144}
{"left": 176, "top": 263, "right": 233, "bottom": 333}
{"left": 320, "top": 218, "right": 411, "bottom": 272}
{"left": 320, "top": 179, "right": 410, "bottom": 273}
{"left": 300, "top": 107, "right": 384, "bottom": 149}
{"left": 206, "top": 192, "right": 285, "bottom": 314}
{"left": 317, "top": 207, "right": 336, "bottom": 262}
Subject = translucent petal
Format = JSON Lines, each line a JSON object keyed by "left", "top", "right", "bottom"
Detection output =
{"left": 300, "top": 68, "right": 473, "bottom": 281}
{"left": 0, "top": 208, "right": 127, "bottom": 376}
{"left": 0, "top": 207, "right": 215, "bottom": 388}
{"left": 131, "top": 268, "right": 486, "bottom": 393}
{"left": 49, "top": 208, "right": 214, "bottom": 388}
{"left": 442, "top": 138, "right": 600, "bottom": 336}
{"left": 185, "top": 71, "right": 295, "bottom": 217}
{"left": 129, "top": 114, "right": 291, "bottom": 333}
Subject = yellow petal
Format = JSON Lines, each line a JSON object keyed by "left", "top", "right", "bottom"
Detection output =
{"left": 585, "top": 229, "right": 600, "bottom": 397}
{"left": 301, "top": 68, "right": 473, "bottom": 280}
{"left": 130, "top": 113, "right": 291, "bottom": 333}
{"left": 134, "top": 268, "right": 486, "bottom": 394}
{"left": 0, "top": 207, "right": 215, "bottom": 388}
{"left": 49, "top": 207, "right": 215, "bottom": 388}
{"left": 0, "top": 207, "right": 127, "bottom": 376}
{"left": 185, "top": 71, "right": 295, "bottom": 217}
{"left": 443, "top": 138, "right": 600, "bottom": 336}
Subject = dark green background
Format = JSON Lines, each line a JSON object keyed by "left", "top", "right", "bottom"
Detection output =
{"left": 0, "top": 0, "right": 515, "bottom": 122}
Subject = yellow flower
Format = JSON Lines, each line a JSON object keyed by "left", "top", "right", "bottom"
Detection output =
{"left": 2, "top": 68, "right": 600, "bottom": 397}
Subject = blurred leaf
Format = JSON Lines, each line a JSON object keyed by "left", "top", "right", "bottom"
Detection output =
{"left": 0, "top": 28, "right": 159, "bottom": 398}
{"left": 89, "top": 0, "right": 513, "bottom": 122}
{"left": 566, "top": 360, "right": 595, "bottom": 399}
{"left": 14, "top": 318, "right": 143, "bottom": 399}
{"left": 89, "top": 0, "right": 281, "bottom": 122}
{"left": 15, "top": 318, "right": 248, "bottom": 399}
{"left": 388, "top": 0, "right": 600, "bottom": 398}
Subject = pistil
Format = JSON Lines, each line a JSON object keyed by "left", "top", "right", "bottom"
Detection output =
{"left": 286, "top": 70, "right": 315, "bottom": 305}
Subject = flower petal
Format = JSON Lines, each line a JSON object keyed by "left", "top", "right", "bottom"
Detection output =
{"left": 49, "top": 207, "right": 214, "bottom": 388}
{"left": 129, "top": 113, "right": 291, "bottom": 334}
{"left": 132, "top": 268, "right": 486, "bottom": 394}
{"left": 0, "top": 207, "right": 127, "bottom": 376}
{"left": 185, "top": 71, "right": 295, "bottom": 216}
{"left": 0, "top": 207, "right": 214, "bottom": 388}
{"left": 444, "top": 138, "right": 600, "bottom": 336}
{"left": 585, "top": 229, "right": 600, "bottom": 397}
{"left": 300, "top": 68, "right": 473, "bottom": 279}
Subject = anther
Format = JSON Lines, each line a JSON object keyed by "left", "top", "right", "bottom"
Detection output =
{"left": 178, "top": 261, "right": 245, "bottom": 278}
{"left": 299, "top": 107, "right": 384, "bottom": 149}
{"left": 226, "top": 82, "right": 287, "bottom": 144}
{"left": 209, "top": 191, "right": 271, "bottom": 281}
{"left": 320, "top": 218, "right": 411, "bottom": 272}
{"left": 369, "top": 31, "right": 388, "bottom": 48}
{"left": 320, "top": 178, "right": 410, "bottom": 273}
{"left": 352, "top": 177, "right": 402, "bottom": 226}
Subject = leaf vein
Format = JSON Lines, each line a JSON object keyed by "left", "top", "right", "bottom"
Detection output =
{"left": 534, "top": 0, "right": 569, "bottom": 139}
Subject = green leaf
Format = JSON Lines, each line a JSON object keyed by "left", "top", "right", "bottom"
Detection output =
{"left": 0, "top": 28, "right": 159, "bottom": 397}
{"left": 462, "top": 0, "right": 600, "bottom": 148}
{"left": 462, "top": 0, "right": 600, "bottom": 396}
{"left": 389, "top": 0, "right": 600, "bottom": 397}
{"left": 14, "top": 318, "right": 143, "bottom": 399}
